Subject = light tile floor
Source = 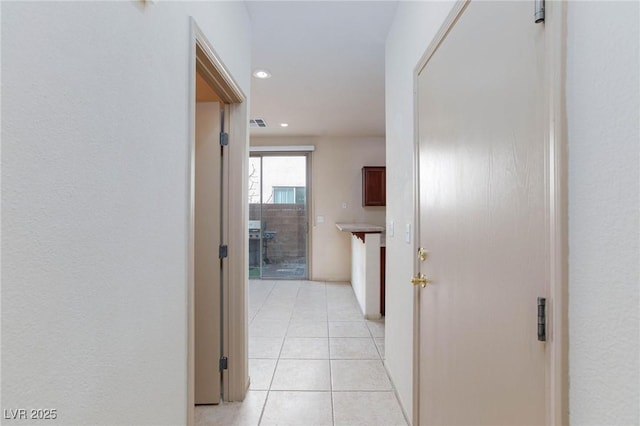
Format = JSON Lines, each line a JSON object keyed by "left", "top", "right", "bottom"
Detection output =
{"left": 196, "top": 280, "right": 407, "bottom": 426}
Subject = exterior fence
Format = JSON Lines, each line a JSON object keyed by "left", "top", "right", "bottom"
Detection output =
{"left": 249, "top": 203, "right": 307, "bottom": 266}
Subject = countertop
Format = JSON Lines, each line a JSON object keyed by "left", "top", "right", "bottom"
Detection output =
{"left": 335, "top": 223, "right": 385, "bottom": 233}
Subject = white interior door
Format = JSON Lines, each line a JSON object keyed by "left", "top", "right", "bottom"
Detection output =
{"left": 195, "top": 101, "right": 222, "bottom": 404}
{"left": 416, "top": 1, "right": 549, "bottom": 424}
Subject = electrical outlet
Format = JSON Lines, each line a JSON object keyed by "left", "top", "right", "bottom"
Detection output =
{"left": 342, "top": 202, "right": 347, "bottom": 209}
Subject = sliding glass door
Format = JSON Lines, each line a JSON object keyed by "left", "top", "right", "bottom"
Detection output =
{"left": 248, "top": 153, "right": 309, "bottom": 279}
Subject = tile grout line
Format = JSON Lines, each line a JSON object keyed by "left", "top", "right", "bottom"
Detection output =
{"left": 366, "top": 319, "right": 384, "bottom": 361}
{"left": 371, "top": 318, "right": 410, "bottom": 425}
{"left": 249, "top": 280, "right": 284, "bottom": 426}
{"left": 251, "top": 280, "right": 393, "bottom": 426}
{"left": 325, "top": 281, "right": 336, "bottom": 426}
{"left": 255, "top": 280, "right": 298, "bottom": 426}
{"left": 248, "top": 280, "right": 276, "bottom": 325}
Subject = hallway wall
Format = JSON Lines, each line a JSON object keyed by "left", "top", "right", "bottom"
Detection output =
{"left": 251, "top": 136, "right": 385, "bottom": 282}
{"left": 1, "top": 2, "right": 251, "bottom": 425}
{"left": 567, "top": 2, "right": 639, "bottom": 423}
{"left": 384, "top": 1, "right": 457, "bottom": 418}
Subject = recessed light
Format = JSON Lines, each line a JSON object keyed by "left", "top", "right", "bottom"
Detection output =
{"left": 253, "top": 69, "right": 271, "bottom": 79}
{"left": 280, "top": 123, "right": 289, "bottom": 128}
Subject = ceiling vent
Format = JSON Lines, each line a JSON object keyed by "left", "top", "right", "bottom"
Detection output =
{"left": 250, "top": 118, "right": 267, "bottom": 128}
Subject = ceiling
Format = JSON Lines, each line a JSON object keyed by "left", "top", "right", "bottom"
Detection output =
{"left": 245, "top": 1, "right": 398, "bottom": 138}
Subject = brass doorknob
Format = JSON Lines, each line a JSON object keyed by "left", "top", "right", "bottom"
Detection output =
{"left": 411, "top": 273, "right": 431, "bottom": 288}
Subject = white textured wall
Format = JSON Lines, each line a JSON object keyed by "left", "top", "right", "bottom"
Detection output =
{"left": 1, "top": 2, "right": 251, "bottom": 425}
{"left": 364, "top": 233, "right": 381, "bottom": 318}
{"left": 352, "top": 235, "right": 367, "bottom": 313}
{"left": 567, "top": 2, "right": 640, "bottom": 424}
{"left": 251, "top": 136, "right": 386, "bottom": 281}
{"left": 384, "top": 1, "right": 455, "bottom": 418}
{"left": 350, "top": 233, "right": 381, "bottom": 318}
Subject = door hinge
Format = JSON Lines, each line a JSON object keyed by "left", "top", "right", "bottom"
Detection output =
{"left": 219, "top": 356, "right": 228, "bottom": 371}
{"left": 219, "top": 244, "right": 228, "bottom": 259}
{"left": 220, "top": 132, "right": 229, "bottom": 146}
{"left": 537, "top": 297, "right": 546, "bottom": 342}
{"left": 534, "top": 0, "right": 545, "bottom": 23}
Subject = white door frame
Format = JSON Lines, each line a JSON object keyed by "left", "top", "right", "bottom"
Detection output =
{"left": 187, "top": 18, "right": 249, "bottom": 426}
{"left": 411, "top": 1, "right": 568, "bottom": 424}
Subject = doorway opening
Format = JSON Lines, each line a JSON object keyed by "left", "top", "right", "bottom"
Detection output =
{"left": 194, "top": 90, "right": 224, "bottom": 407}
{"left": 187, "top": 18, "right": 248, "bottom": 426}
{"left": 248, "top": 153, "right": 310, "bottom": 279}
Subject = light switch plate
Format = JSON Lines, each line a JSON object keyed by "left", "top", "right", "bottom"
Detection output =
{"left": 389, "top": 220, "right": 394, "bottom": 237}
{"left": 317, "top": 215, "right": 325, "bottom": 224}
{"left": 405, "top": 223, "right": 411, "bottom": 244}
{"left": 341, "top": 202, "right": 347, "bottom": 209}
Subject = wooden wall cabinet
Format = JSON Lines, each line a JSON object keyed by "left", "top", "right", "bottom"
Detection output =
{"left": 362, "top": 166, "right": 386, "bottom": 206}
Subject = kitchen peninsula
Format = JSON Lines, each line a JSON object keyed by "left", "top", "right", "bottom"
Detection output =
{"left": 335, "top": 223, "right": 385, "bottom": 319}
